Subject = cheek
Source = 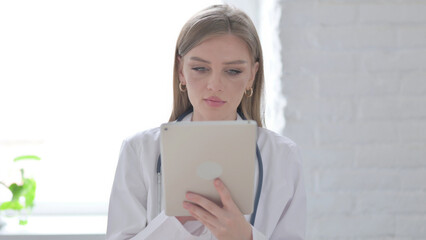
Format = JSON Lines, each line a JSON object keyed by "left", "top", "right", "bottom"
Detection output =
{"left": 226, "top": 74, "right": 251, "bottom": 91}
{"left": 231, "top": 81, "right": 247, "bottom": 92}
{"left": 186, "top": 76, "right": 205, "bottom": 91}
{"left": 225, "top": 81, "right": 247, "bottom": 105}
{"left": 185, "top": 78, "right": 204, "bottom": 101}
{"left": 224, "top": 71, "right": 251, "bottom": 85}
{"left": 184, "top": 68, "right": 206, "bottom": 83}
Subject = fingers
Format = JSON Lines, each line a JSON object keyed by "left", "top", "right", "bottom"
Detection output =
{"left": 183, "top": 181, "right": 251, "bottom": 240}
{"left": 176, "top": 216, "right": 197, "bottom": 225}
{"left": 213, "top": 178, "right": 238, "bottom": 210}
{"left": 185, "top": 192, "right": 222, "bottom": 215}
{"left": 183, "top": 201, "right": 218, "bottom": 231}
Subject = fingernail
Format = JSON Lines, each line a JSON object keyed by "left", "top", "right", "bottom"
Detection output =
{"left": 183, "top": 202, "right": 190, "bottom": 208}
{"left": 214, "top": 179, "right": 221, "bottom": 186}
{"left": 186, "top": 193, "right": 195, "bottom": 199}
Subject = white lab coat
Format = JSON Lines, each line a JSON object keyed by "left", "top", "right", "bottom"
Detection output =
{"left": 106, "top": 113, "right": 306, "bottom": 239}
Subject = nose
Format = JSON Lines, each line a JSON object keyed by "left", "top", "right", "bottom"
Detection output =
{"left": 206, "top": 71, "right": 224, "bottom": 92}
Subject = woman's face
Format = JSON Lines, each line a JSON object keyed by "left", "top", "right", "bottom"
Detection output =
{"left": 179, "top": 34, "right": 259, "bottom": 121}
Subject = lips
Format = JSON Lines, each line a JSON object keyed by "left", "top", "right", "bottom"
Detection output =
{"left": 204, "top": 96, "right": 226, "bottom": 107}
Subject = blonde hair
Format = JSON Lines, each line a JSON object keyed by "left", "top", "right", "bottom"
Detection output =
{"left": 169, "top": 4, "right": 265, "bottom": 127}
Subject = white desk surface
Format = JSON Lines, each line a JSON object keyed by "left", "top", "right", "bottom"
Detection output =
{"left": 0, "top": 215, "right": 106, "bottom": 240}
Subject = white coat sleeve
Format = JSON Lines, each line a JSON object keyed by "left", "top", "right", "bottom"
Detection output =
{"left": 106, "top": 140, "right": 200, "bottom": 239}
{"left": 106, "top": 139, "right": 150, "bottom": 239}
{"left": 252, "top": 226, "right": 268, "bottom": 240}
{"left": 132, "top": 212, "right": 208, "bottom": 240}
{"left": 270, "top": 146, "right": 307, "bottom": 240}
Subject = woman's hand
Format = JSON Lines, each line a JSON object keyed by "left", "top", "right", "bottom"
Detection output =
{"left": 182, "top": 178, "right": 253, "bottom": 240}
{"left": 176, "top": 216, "right": 197, "bottom": 225}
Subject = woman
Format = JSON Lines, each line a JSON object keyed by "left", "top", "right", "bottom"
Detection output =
{"left": 107, "top": 4, "right": 306, "bottom": 240}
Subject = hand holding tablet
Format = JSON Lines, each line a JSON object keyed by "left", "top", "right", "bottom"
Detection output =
{"left": 160, "top": 120, "right": 257, "bottom": 216}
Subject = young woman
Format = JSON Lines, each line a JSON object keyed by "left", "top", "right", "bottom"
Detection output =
{"left": 107, "top": 5, "right": 306, "bottom": 240}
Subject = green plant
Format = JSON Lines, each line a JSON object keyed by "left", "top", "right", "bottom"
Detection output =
{"left": 0, "top": 155, "right": 40, "bottom": 225}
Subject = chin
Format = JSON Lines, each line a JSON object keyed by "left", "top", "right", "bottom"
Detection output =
{"left": 202, "top": 110, "right": 235, "bottom": 121}
{"left": 193, "top": 105, "right": 236, "bottom": 121}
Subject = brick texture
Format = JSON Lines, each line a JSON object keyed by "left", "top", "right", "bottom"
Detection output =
{"left": 278, "top": 0, "right": 426, "bottom": 239}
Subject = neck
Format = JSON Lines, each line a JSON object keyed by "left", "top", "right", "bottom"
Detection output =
{"left": 191, "top": 111, "right": 237, "bottom": 121}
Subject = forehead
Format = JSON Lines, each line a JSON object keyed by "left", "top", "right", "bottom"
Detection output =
{"left": 185, "top": 34, "right": 252, "bottom": 61}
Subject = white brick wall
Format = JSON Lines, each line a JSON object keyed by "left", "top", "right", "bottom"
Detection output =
{"left": 278, "top": 0, "right": 426, "bottom": 239}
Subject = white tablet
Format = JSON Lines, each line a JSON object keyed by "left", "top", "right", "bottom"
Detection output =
{"left": 160, "top": 120, "right": 257, "bottom": 216}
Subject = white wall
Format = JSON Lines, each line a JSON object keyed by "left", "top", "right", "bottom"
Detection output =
{"left": 278, "top": 0, "right": 426, "bottom": 239}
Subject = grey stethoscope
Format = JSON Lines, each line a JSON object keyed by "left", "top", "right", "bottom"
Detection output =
{"left": 156, "top": 107, "right": 263, "bottom": 225}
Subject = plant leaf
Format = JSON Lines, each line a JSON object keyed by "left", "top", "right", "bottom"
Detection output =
{"left": 9, "top": 183, "right": 24, "bottom": 201}
{"left": 5, "top": 179, "right": 37, "bottom": 209}
{"left": 0, "top": 201, "right": 23, "bottom": 210}
{"left": 13, "top": 155, "right": 41, "bottom": 162}
{"left": 22, "top": 178, "right": 36, "bottom": 208}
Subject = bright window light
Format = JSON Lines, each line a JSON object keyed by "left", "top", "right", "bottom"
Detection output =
{"left": 0, "top": 0, "right": 224, "bottom": 214}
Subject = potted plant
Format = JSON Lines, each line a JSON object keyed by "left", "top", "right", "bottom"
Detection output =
{"left": 0, "top": 155, "right": 40, "bottom": 225}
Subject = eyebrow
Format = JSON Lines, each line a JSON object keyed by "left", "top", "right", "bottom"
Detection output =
{"left": 224, "top": 60, "right": 247, "bottom": 65}
{"left": 190, "top": 56, "right": 210, "bottom": 63}
{"left": 189, "top": 56, "right": 247, "bottom": 65}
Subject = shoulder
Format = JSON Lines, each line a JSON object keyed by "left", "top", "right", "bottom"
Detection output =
{"left": 122, "top": 127, "right": 161, "bottom": 153}
{"left": 258, "top": 127, "right": 299, "bottom": 155}
{"left": 257, "top": 127, "right": 303, "bottom": 172}
{"left": 117, "top": 127, "right": 161, "bottom": 174}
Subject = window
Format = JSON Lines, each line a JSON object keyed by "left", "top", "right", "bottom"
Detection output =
{"left": 0, "top": 0, "right": 222, "bottom": 215}
{"left": 0, "top": 0, "right": 281, "bottom": 215}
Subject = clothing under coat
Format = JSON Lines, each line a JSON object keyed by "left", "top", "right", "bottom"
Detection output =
{"left": 106, "top": 113, "right": 306, "bottom": 239}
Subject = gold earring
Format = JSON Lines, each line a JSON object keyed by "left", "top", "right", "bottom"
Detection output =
{"left": 245, "top": 87, "right": 253, "bottom": 97}
{"left": 179, "top": 82, "right": 187, "bottom": 92}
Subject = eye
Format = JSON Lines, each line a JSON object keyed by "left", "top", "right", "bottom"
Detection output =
{"left": 192, "top": 67, "right": 209, "bottom": 72}
{"left": 226, "top": 69, "right": 242, "bottom": 75}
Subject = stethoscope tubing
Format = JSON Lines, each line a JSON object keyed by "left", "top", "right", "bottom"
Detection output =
{"left": 156, "top": 108, "right": 263, "bottom": 226}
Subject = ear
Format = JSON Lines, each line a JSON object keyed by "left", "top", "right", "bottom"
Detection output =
{"left": 246, "top": 61, "right": 259, "bottom": 89}
{"left": 178, "top": 56, "right": 186, "bottom": 85}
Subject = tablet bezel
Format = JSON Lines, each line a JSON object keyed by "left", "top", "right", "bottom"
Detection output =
{"left": 160, "top": 120, "right": 257, "bottom": 216}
